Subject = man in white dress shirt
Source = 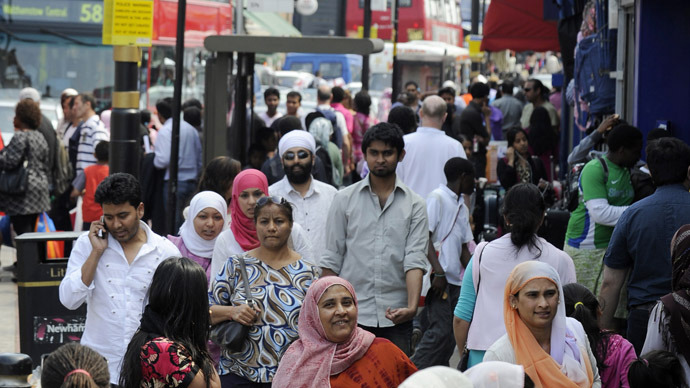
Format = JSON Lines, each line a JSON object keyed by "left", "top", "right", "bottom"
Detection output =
{"left": 59, "top": 173, "right": 180, "bottom": 385}
{"left": 269, "top": 130, "right": 337, "bottom": 261}
{"left": 396, "top": 95, "right": 467, "bottom": 200}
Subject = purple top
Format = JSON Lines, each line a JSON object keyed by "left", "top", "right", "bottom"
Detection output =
{"left": 601, "top": 333, "right": 636, "bottom": 388}
{"left": 167, "top": 235, "right": 213, "bottom": 280}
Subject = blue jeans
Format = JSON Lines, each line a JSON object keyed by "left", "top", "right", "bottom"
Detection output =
{"left": 163, "top": 179, "right": 197, "bottom": 232}
{"left": 359, "top": 320, "right": 413, "bottom": 356}
{"left": 411, "top": 284, "right": 461, "bottom": 369}
{"left": 628, "top": 307, "right": 652, "bottom": 355}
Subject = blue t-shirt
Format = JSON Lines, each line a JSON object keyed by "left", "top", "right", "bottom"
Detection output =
{"left": 604, "top": 184, "right": 690, "bottom": 307}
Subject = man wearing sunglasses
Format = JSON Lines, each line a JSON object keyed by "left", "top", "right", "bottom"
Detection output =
{"left": 519, "top": 78, "right": 559, "bottom": 131}
{"left": 269, "top": 130, "right": 337, "bottom": 258}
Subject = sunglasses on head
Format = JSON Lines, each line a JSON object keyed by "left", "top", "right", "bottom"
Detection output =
{"left": 256, "top": 195, "right": 288, "bottom": 207}
{"left": 283, "top": 150, "right": 310, "bottom": 161}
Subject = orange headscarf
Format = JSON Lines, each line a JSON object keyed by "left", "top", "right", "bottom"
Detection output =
{"left": 503, "top": 261, "right": 594, "bottom": 388}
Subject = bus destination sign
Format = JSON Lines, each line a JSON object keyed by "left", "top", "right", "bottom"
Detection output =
{"left": 0, "top": 1, "right": 104, "bottom": 24}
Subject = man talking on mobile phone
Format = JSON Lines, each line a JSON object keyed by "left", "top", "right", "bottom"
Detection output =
{"left": 59, "top": 173, "right": 181, "bottom": 385}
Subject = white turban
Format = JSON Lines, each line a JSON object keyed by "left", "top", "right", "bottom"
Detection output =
{"left": 278, "top": 130, "right": 316, "bottom": 158}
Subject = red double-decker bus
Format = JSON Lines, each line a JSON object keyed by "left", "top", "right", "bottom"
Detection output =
{"left": 0, "top": 0, "right": 231, "bottom": 111}
{"left": 345, "top": 0, "right": 463, "bottom": 46}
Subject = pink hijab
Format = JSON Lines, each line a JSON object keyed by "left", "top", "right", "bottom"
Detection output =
{"left": 229, "top": 169, "right": 268, "bottom": 251}
{"left": 272, "top": 277, "right": 375, "bottom": 388}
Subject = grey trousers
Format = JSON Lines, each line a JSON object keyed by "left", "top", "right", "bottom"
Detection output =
{"left": 410, "top": 284, "right": 461, "bottom": 369}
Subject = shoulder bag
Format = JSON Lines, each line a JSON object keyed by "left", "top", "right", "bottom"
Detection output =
{"left": 209, "top": 254, "right": 255, "bottom": 352}
{"left": 0, "top": 138, "right": 29, "bottom": 195}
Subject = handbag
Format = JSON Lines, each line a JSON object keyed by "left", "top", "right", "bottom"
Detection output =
{"left": 0, "top": 159, "right": 28, "bottom": 196}
{"left": 209, "top": 254, "right": 254, "bottom": 352}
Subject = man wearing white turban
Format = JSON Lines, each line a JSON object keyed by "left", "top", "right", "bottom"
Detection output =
{"left": 269, "top": 130, "right": 337, "bottom": 260}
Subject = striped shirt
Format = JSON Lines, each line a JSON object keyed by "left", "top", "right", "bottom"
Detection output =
{"left": 76, "top": 114, "right": 109, "bottom": 175}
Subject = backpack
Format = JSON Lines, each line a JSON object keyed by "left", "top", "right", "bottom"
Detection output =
{"left": 566, "top": 155, "right": 608, "bottom": 212}
{"left": 52, "top": 139, "right": 73, "bottom": 195}
{"left": 316, "top": 107, "right": 343, "bottom": 149}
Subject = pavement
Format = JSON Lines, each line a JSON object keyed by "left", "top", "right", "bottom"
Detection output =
{"left": 0, "top": 246, "right": 19, "bottom": 353}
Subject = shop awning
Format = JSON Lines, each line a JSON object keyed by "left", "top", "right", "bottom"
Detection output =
{"left": 244, "top": 11, "right": 302, "bottom": 37}
{"left": 480, "top": 0, "right": 559, "bottom": 52}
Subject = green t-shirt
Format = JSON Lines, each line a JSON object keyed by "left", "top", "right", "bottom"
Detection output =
{"left": 565, "top": 156, "right": 633, "bottom": 249}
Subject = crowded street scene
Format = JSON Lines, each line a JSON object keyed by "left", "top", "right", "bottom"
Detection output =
{"left": 0, "top": 0, "right": 688, "bottom": 387}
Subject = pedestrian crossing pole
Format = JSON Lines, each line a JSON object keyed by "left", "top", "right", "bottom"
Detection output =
{"left": 111, "top": 46, "right": 142, "bottom": 179}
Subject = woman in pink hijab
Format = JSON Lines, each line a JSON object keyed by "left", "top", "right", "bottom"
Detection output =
{"left": 273, "top": 277, "right": 417, "bottom": 388}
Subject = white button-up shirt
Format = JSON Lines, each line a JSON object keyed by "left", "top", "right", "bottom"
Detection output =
{"left": 59, "top": 222, "right": 181, "bottom": 384}
{"left": 427, "top": 185, "right": 474, "bottom": 286}
{"left": 269, "top": 176, "right": 337, "bottom": 261}
{"left": 396, "top": 126, "right": 467, "bottom": 199}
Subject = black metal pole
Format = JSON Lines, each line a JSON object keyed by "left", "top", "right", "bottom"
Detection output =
{"left": 232, "top": 53, "right": 249, "bottom": 165}
{"left": 167, "top": 0, "right": 186, "bottom": 235}
{"left": 111, "top": 46, "right": 141, "bottom": 179}
{"left": 361, "top": 0, "right": 371, "bottom": 90}
{"left": 391, "top": 0, "right": 400, "bottom": 100}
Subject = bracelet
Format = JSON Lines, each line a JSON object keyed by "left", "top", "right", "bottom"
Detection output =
{"left": 433, "top": 273, "right": 446, "bottom": 278}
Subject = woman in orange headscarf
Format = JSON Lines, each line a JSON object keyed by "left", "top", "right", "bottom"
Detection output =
{"left": 484, "top": 261, "right": 601, "bottom": 388}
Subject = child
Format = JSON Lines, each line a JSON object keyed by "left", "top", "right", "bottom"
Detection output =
{"left": 564, "top": 283, "right": 637, "bottom": 388}
{"left": 628, "top": 350, "right": 686, "bottom": 388}
{"left": 71, "top": 141, "right": 109, "bottom": 230}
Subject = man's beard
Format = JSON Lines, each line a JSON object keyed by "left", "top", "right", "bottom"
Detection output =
{"left": 284, "top": 162, "right": 312, "bottom": 184}
{"left": 369, "top": 164, "right": 396, "bottom": 178}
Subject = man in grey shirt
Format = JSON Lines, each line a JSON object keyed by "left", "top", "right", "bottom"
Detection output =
{"left": 321, "top": 122, "right": 429, "bottom": 355}
{"left": 491, "top": 81, "right": 524, "bottom": 139}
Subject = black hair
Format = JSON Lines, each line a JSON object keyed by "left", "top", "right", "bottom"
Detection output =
{"left": 404, "top": 80, "right": 419, "bottom": 90}
{"left": 458, "top": 134, "right": 471, "bottom": 144}
{"left": 501, "top": 81, "right": 514, "bottom": 95}
{"left": 606, "top": 124, "right": 642, "bottom": 152}
{"left": 183, "top": 106, "right": 202, "bottom": 128}
{"left": 387, "top": 106, "right": 417, "bottom": 134}
{"left": 181, "top": 98, "right": 202, "bottom": 111}
{"left": 438, "top": 87, "right": 456, "bottom": 97}
{"left": 94, "top": 141, "right": 109, "bottom": 162}
{"left": 331, "top": 86, "right": 345, "bottom": 103}
{"left": 361, "top": 122, "right": 405, "bottom": 156}
{"left": 647, "top": 127, "right": 672, "bottom": 142}
{"left": 305, "top": 111, "right": 325, "bottom": 132}
{"left": 526, "top": 79, "right": 547, "bottom": 99}
{"left": 248, "top": 142, "right": 266, "bottom": 155}
{"left": 119, "top": 257, "right": 214, "bottom": 388}
{"left": 646, "top": 137, "right": 690, "bottom": 186}
{"left": 263, "top": 87, "right": 280, "bottom": 100}
{"left": 444, "top": 157, "right": 474, "bottom": 183}
{"left": 469, "top": 82, "right": 490, "bottom": 99}
{"left": 286, "top": 90, "right": 302, "bottom": 102}
{"left": 628, "top": 350, "right": 686, "bottom": 388}
{"left": 528, "top": 106, "right": 557, "bottom": 156}
{"left": 317, "top": 87, "right": 331, "bottom": 102}
{"left": 506, "top": 127, "right": 528, "bottom": 148}
{"left": 94, "top": 173, "right": 141, "bottom": 207}
{"left": 404, "top": 91, "right": 418, "bottom": 104}
{"left": 15, "top": 99, "right": 41, "bottom": 129}
{"left": 501, "top": 183, "right": 545, "bottom": 254}
{"left": 140, "top": 109, "right": 151, "bottom": 125}
{"left": 197, "top": 156, "right": 241, "bottom": 204}
{"left": 354, "top": 91, "right": 371, "bottom": 116}
{"left": 42, "top": 343, "right": 110, "bottom": 388}
{"left": 78, "top": 93, "right": 97, "bottom": 111}
{"left": 563, "top": 283, "right": 611, "bottom": 373}
{"left": 256, "top": 126, "right": 277, "bottom": 144}
{"left": 275, "top": 115, "right": 303, "bottom": 137}
{"left": 68, "top": 95, "right": 77, "bottom": 110}
{"left": 254, "top": 197, "right": 294, "bottom": 224}
{"left": 155, "top": 97, "right": 173, "bottom": 121}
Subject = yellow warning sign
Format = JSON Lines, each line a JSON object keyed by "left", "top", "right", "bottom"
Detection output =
{"left": 103, "top": 0, "right": 153, "bottom": 46}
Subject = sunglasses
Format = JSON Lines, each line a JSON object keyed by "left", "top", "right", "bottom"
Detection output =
{"left": 283, "top": 150, "right": 310, "bottom": 161}
{"left": 256, "top": 195, "right": 288, "bottom": 207}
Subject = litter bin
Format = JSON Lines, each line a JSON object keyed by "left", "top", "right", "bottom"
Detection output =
{"left": 0, "top": 353, "right": 32, "bottom": 387}
{"left": 15, "top": 232, "right": 84, "bottom": 366}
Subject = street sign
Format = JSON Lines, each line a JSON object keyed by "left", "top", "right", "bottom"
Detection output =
{"left": 466, "top": 34, "right": 484, "bottom": 60}
{"left": 102, "top": 0, "right": 154, "bottom": 46}
{"left": 247, "top": 0, "right": 294, "bottom": 13}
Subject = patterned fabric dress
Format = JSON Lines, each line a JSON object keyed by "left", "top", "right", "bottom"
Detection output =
{"left": 0, "top": 130, "right": 51, "bottom": 216}
{"left": 140, "top": 337, "right": 198, "bottom": 388}
{"left": 209, "top": 254, "right": 318, "bottom": 383}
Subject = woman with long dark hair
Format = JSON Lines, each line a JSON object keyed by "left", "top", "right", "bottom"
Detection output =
{"left": 453, "top": 183, "right": 576, "bottom": 368}
{"left": 120, "top": 257, "right": 219, "bottom": 388}
{"left": 528, "top": 106, "right": 559, "bottom": 181}
{"left": 564, "top": 283, "right": 636, "bottom": 388}
{"left": 497, "top": 128, "right": 549, "bottom": 192}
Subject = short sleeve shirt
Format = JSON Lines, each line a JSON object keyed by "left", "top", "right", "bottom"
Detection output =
{"left": 565, "top": 156, "right": 633, "bottom": 249}
{"left": 140, "top": 337, "right": 198, "bottom": 388}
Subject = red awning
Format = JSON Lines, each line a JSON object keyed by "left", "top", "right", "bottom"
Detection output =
{"left": 480, "top": 0, "right": 560, "bottom": 52}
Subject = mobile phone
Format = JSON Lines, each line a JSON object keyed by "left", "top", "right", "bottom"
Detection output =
{"left": 97, "top": 216, "right": 108, "bottom": 239}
